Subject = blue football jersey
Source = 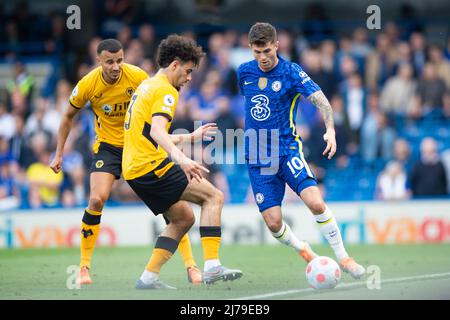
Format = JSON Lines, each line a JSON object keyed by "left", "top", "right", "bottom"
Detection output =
{"left": 237, "top": 55, "right": 321, "bottom": 165}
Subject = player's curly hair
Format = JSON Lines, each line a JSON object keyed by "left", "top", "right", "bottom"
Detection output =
{"left": 248, "top": 22, "right": 277, "bottom": 46}
{"left": 157, "top": 34, "right": 205, "bottom": 68}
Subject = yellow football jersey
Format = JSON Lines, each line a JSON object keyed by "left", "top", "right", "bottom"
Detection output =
{"left": 122, "top": 73, "right": 179, "bottom": 180}
{"left": 69, "top": 63, "right": 148, "bottom": 151}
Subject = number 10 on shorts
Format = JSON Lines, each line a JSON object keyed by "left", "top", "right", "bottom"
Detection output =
{"left": 287, "top": 156, "right": 304, "bottom": 176}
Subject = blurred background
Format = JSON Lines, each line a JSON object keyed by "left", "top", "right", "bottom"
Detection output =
{"left": 0, "top": 0, "right": 449, "bottom": 212}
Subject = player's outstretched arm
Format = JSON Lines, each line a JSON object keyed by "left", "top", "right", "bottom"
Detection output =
{"left": 49, "top": 105, "right": 79, "bottom": 173}
{"left": 307, "top": 90, "right": 337, "bottom": 160}
{"left": 151, "top": 115, "right": 209, "bottom": 182}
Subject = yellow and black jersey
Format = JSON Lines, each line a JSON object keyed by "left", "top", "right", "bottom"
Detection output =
{"left": 69, "top": 63, "right": 148, "bottom": 151}
{"left": 122, "top": 73, "right": 179, "bottom": 180}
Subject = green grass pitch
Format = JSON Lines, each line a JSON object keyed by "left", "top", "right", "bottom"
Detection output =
{"left": 1, "top": 244, "right": 450, "bottom": 300}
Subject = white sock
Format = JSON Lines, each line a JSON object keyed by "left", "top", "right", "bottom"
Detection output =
{"left": 271, "top": 221, "right": 307, "bottom": 252}
{"left": 314, "top": 205, "right": 349, "bottom": 261}
{"left": 140, "top": 270, "right": 158, "bottom": 284}
{"left": 204, "top": 259, "right": 221, "bottom": 271}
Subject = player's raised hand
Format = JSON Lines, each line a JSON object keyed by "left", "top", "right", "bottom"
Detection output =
{"left": 191, "top": 123, "right": 218, "bottom": 142}
{"left": 49, "top": 155, "right": 63, "bottom": 173}
{"left": 322, "top": 128, "right": 337, "bottom": 160}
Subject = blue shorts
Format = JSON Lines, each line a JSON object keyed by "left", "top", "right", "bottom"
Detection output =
{"left": 247, "top": 152, "right": 317, "bottom": 212}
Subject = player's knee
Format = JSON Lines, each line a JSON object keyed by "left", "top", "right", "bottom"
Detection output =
{"left": 265, "top": 216, "right": 282, "bottom": 233}
{"left": 308, "top": 200, "right": 326, "bottom": 215}
{"left": 185, "top": 212, "right": 195, "bottom": 229}
{"left": 88, "top": 195, "right": 105, "bottom": 211}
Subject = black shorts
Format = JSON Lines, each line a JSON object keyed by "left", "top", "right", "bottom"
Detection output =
{"left": 90, "top": 142, "right": 123, "bottom": 179}
{"left": 126, "top": 159, "right": 189, "bottom": 215}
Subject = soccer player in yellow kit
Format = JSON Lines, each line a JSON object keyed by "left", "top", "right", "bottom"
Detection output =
{"left": 123, "top": 34, "right": 243, "bottom": 289}
{"left": 50, "top": 39, "right": 202, "bottom": 285}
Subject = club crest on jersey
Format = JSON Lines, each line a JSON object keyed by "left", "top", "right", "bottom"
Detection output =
{"left": 272, "top": 80, "right": 282, "bottom": 92}
{"left": 255, "top": 193, "right": 264, "bottom": 204}
{"left": 250, "top": 95, "right": 270, "bottom": 121}
{"left": 164, "top": 94, "right": 175, "bottom": 107}
{"left": 95, "top": 160, "right": 104, "bottom": 168}
{"left": 102, "top": 104, "right": 112, "bottom": 114}
{"left": 258, "top": 77, "right": 267, "bottom": 90}
{"left": 126, "top": 87, "right": 134, "bottom": 97}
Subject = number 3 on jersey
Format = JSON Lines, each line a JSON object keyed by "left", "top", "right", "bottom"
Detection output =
{"left": 287, "top": 156, "right": 304, "bottom": 177}
{"left": 124, "top": 94, "right": 137, "bottom": 130}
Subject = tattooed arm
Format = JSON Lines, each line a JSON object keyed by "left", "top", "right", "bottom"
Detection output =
{"left": 307, "top": 90, "right": 337, "bottom": 159}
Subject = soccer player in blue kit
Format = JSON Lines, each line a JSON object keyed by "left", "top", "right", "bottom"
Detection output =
{"left": 237, "top": 22, "right": 365, "bottom": 278}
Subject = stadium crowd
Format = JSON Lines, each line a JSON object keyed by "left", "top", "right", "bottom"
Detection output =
{"left": 0, "top": 2, "right": 449, "bottom": 210}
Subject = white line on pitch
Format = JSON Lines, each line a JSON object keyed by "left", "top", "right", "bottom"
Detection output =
{"left": 231, "top": 271, "right": 450, "bottom": 300}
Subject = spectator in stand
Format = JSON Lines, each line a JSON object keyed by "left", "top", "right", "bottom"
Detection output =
{"left": 85, "top": 37, "right": 102, "bottom": 66}
{"left": 329, "top": 94, "right": 352, "bottom": 159}
{"left": 54, "top": 135, "right": 86, "bottom": 205}
{"left": 125, "top": 39, "right": 144, "bottom": 66}
{"left": 138, "top": 23, "right": 158, "bottom": 60}
{"left": 278, "top": 29, "right": 298, "bottom": 62}
{"left": 0, "top": 136, "right": 19, "bottom": 210}
{"left": 229, "top": 33, "right": 253, "bottom": 71}
{"left": 376, "top": 160, "right": 410, "bottom": 200}
{"left": 392, "top": 42, "right": 412, "bottom": 75}
{"left": 410, "top": 137, "right": 448, "bottom": 197}
{"left": 302, "top": 48, "right": 337, "bottom": 97}
{"left": 0, "top": 102, "right": 15, "bottom": 140}
{"left": 319, "top": 40, "right": 336, "bottom": 76}
{"left": 380, "top": 62, "right": 417, "bottom": 116}
{"left": 337, "top": 55, "right": 358, "bottom": 91}
{"left": 409, "top": 31, "right": 427, "bottom": 77}
{"left": 24, "top": 97, "right": 58, "bottom": 138}
{"left": 215, "top": 48, "right": 238, "bottom": 95}
{"left": 445, "top": 36, "right": 450, "bottom": 60}
{"left": 139, "top": 58, "right": 156, "bottom": 77}
{"left": 6, "top": 62, "right": 35, "bottom": 107}
{"left": 392, "top": 138, "right": 414, "bottom": 173}
{"left": 443, "top": 91, "right": 450, "bottom": 119}
{"left": 441, "top": 149, "right": 450, "bottom": 195}
{"left": 188, "top": 67, "right": 238, "bottom": 136}
{"left": 207, "top": 32, "right": 226, "bottom": 68}
{"left": 365, "top": 33, "right": 397, "bottom": 91}
{"left": 116, "top": 25, "right": 132, "bottom": 50}
{"left": 361, "top": 91, "right": 396, "bottom": 163}
{"left": 340, "top": 72, "right": 366, "bottom": 147}
{"left": 428, "top": 44, "right": 450, "bottom": 88}
{"left": 350, "top": 27, "right": 372, "bottom": 61}
{"left": 414, "top": 63, "right": 447, "bottom": 114}
{"left": 10, "top": 114, "right": 36, "bottom": 171}
{"left": 26, "top": 133, "right": 63, "bottom": 208}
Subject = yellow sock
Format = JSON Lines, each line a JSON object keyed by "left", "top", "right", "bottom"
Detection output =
{"left": 146, "top": 236, "right": 179, "bottom": 273}
{"left": 146, "top": 248, "right": 174, "bottom": 273}
{"left": 178, "top": 234, "right": 197, "bottom": 268}
{"left": 80, "top": 208, "right": 102, "bottom": 269}
{"left": 200, "top": 237, "right": 221, "bottom": 261}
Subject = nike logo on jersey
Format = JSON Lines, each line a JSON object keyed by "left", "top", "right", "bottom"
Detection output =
{"left": 244, "top": 81, "right": 253, "bottom": 85}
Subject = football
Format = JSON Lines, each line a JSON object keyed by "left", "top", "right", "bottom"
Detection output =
{"left": 305, "top": 256, "right": 341, "bottom": 289}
